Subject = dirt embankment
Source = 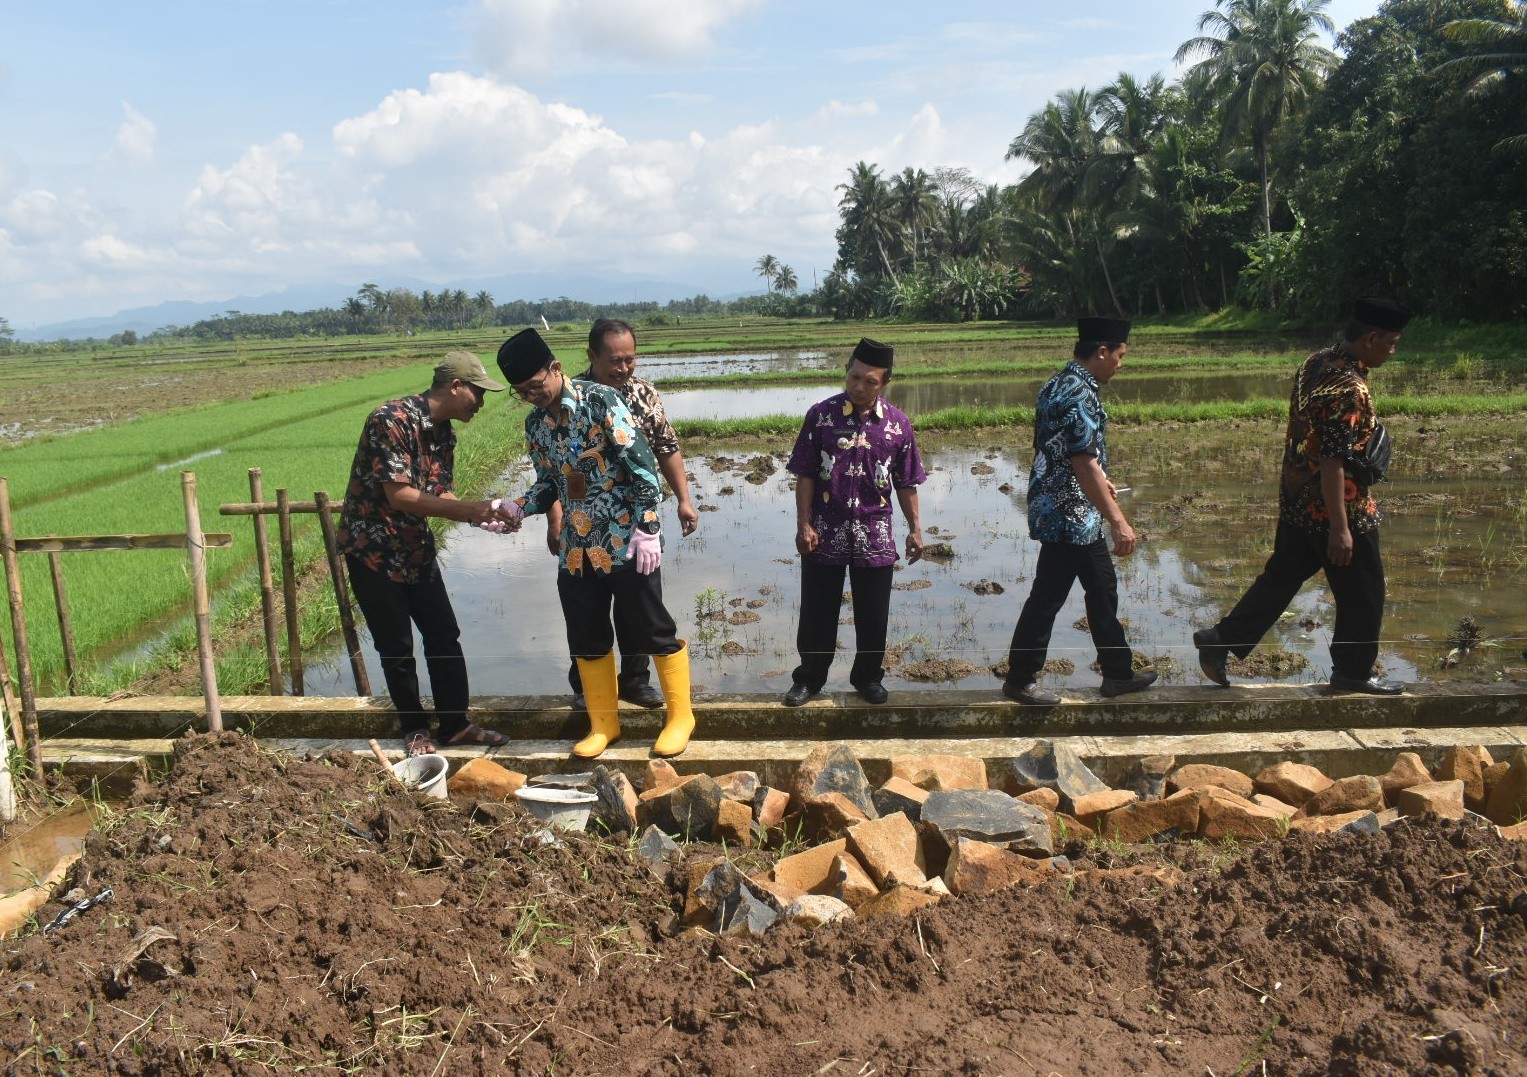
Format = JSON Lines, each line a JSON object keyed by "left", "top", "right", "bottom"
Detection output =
{"left": 3, "top": 733, "right": 1523, "bottom": 1075}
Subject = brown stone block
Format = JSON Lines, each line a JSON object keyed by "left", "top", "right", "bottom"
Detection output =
{"left": 768, "top": 838, "right": 850, "bottom": 902}
{"left": 1378, "top": 752, "right": 1433, "bottom": 806}
{"left": 681, "top": 857, "right": 722, "bottom": 925}
{"left": 1483, "top": 748, "right": 1527, "bottom": 827}
{"left": 801, "top": 791, "right": 873, "bottom": 839}
{"left": 1100, "top": 789, "right": 1203, "bottom": 845}
{"left": 448, "top": 757, "right": 527, "bottom": 800}
{"left": 1169, "top": 763, "right": 1254, "bottom": 800}
{"left": 944, "top": 836, "right": 1054, "bottom": 896}
{"left": 1297, "top": 775, "right": 1384, "bottom": 818}
{"left": 716, "top": 799, "right": 754, "bottom": 846}
{"left": 1252, "top": 761, "right": 1331, "bottom": 808}
{"left": 1499, "top": 821, "right": 1527, "bottom": 841}
{"left": 1072, "top": 789, "right": 1138, "bottom": 831}
{"left": 855, "top": 883, "right": 943, "bottom": 921}
{"left": 1288, "top": 810, "right": 1378, "bottom": 835}
{"left": 1051, "top": 812, "right": 1094, "bottom": 846}
{"left": 846, "top": 812, "right": 928, "bottom": 888}
{"left": 1395, "top": 780, "right": 1465, "bottom": 821}
{"left": 836, "top": 854, "right": 880, "bottom": 908}
{"left": 644, "top": 759, "right": 681, "bottom": 793}
{"left": 1016, "top": 787, "right": 1060, "bottom": 812}
{"left": 889, "top": 754, "right": 988, "bottom": 791}
{"left": 1437, "top": 746, "right": 1493, "bottom": 811}
{"left": 1198, "top": 787, "right": 1284, "bottom": 842}
{"left": 714, "top": 770, "right": 761, "bottom": 803}
{"left": 754, "top": 787, "right": 791, "bottom": 830}
{"left": 1251, "top": 794, "right": 1298, "bottom": 819}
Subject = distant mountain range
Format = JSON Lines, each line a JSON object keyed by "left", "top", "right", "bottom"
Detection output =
{"left": 13, "top": 271, "right": 754, "bottom": 342}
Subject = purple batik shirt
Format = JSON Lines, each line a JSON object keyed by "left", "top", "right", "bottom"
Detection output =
{"left": 786, "top": 392, "right": 926, "bottom": 567}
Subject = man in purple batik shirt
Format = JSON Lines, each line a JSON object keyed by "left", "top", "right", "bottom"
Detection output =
{"left": 782, "top": 337, "right": 927, "bottom": 707}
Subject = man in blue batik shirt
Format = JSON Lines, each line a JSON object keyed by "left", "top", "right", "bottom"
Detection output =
{"left": 1001, "top": 316, "right": 1157, "bottom": 706}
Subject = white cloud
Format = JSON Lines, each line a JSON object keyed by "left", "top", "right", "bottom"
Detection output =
{"left": 470, "top": 0, "right": 764, "bottom": 79}
{"left": 814, "top": 100, "right": 878, "bottom": 121}
{"left": 111, "top": 102, "right": 156, "bottom": 166}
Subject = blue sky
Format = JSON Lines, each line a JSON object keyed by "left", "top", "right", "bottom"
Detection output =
{"left": 1, "top": 0, "right": 1382, "bottom": 327}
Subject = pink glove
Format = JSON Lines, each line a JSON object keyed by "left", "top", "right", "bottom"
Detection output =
{"left": 626, "top": 528, "right": 662, "bottom": 575}
{"left": 478, "top": 498, "right": 523, "bottom": 534}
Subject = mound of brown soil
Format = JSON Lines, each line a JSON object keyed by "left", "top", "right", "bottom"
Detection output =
{"left": 3, "top": 733, "right": 1522, "bottom": 1075}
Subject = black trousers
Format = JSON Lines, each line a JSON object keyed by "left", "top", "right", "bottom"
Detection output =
{"left": 557, "top": 567, "right": 680, "bottom": 664}
{"left": 1006, "top": 538, "right": 1135, "bottom": 685}
{"left": 345, "top": 556, "right": 470, "bottom": 740}
{"left": 564, "top": 601, "right": 653, "bottom": 695}
{"left": 1215, "top": 521, "right": 1385, "bottom": 681}
{"left": 792, "top": 560, "right": 893, "bottom": 690}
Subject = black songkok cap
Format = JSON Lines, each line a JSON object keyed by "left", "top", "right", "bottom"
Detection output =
{"left": 851, "top": 337, "right": 894, "bottom": 370}
{"left": 1351, "top": 297, "right": 1413, "bottom": 332}
{"left": 497, "top": 328, "right": 556, "bottom": 384}
{"left": 1077, "top": 316, "right": 1131, "bottom": 343}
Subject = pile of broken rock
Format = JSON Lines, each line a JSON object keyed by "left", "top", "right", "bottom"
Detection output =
{"left": 445, "top": 741, "right": 1527, "bottom": 937}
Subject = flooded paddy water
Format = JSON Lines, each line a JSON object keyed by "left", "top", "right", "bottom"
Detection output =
{"left": 304, "top": 366, "right": 1525, "bottom": 701}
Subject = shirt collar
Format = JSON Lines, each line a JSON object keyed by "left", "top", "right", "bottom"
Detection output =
{"left": 838, "top": 392, "right": 885, "bottom": 421}
{"left": 1065, "top": 360, "right": 1100, "bottom": 392}
{"left": 406, "top": 392, "right": 436, "bottom": 431}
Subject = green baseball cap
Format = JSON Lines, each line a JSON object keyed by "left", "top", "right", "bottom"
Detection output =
{"left": 435, "top": 350, "right": 505, "bottom": 392}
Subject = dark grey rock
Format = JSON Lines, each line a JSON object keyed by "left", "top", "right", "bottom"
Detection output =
{"left": 695, "top": 860, "right": 780, "bottom": 936}
{"left": 528, "top": 771, "right": 596, "bottom": 789}
{"left": 637, "top": 774, "right": 724, "bottom": 841}
{"left": 1120, "top": 754, "right": 1176, "bottom": 801}
{"left": 590, "top": 765, "right": 637, "bottom": 835}
{"left": 921, "top": 789, "right": 1054, "bottom": 856}
{"left": 792, "top": 743, "right": 878, "bottom": 820}
{"left": 1336, "top": 811, "right": 1381, "bottom": 836}
{"left": 637, "top": 824, "right": 681, "bottom": 863}
{"left": 872, "top": 784, "right": 924, "bottom": 822}
{"left": 1004, "top": 741, "right": 1108, "bottom": 813}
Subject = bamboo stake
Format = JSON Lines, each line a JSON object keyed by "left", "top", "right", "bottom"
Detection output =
{"left": 14, "top": 533, "right": 233, "bottom": 553}
{"left": 46, "top": 552, "right": 79, "bottom": 695}
{"left": 181, "top": 472, "right": 222, "bottom": 732}
{"left": 314, "top": 491, "right": 371, "bottom": 696}
{"left": 276, "top": 489, "right": 304, "bottom": 695}
{"left": 248, "top": 469, "right": 283, "bottom": 695}
{"left": 0, "top": 477, "right": 42, "bottom": 779}
{"left": 219, "top": 500, "right": 321, "bottom": 516}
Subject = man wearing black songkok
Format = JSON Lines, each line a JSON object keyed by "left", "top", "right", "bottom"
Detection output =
{"left": 1195, "top": 297, "right": 1414, "bottom": 694}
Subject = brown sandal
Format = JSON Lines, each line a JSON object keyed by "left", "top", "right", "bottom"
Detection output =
{"left": 444, "top": 723, "right": 508, "bottom": 748}
{"left": 404, "top": 731, "right": 438, "bottom": 757}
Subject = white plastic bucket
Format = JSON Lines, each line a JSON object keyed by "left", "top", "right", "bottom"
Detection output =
{"left": 515, "top": 786, "right": 598, "bottom": 830}
{"left": 391, "top": 754, "right": 449, "bottom": 799}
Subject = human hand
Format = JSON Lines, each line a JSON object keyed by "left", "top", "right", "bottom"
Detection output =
{"left": 1108, "top": 517, "right": 1137, "bottom": 557}
{"left": 795, "top": 522, "right": 819, "bottom": 557}
{"left": 1326, "top": 526, "right": 1353, "bottom": 566}
{"left": 626, "top": 528, "right": 662, "bottom": 574}
{"left": 905, "top": 530, "right": 924, "bottom": 564}
{"left": 677, "top": 500, "right": 700, "bottom": 536}
{"left": 545, "top": 520, "right": 561, "bottom": 556}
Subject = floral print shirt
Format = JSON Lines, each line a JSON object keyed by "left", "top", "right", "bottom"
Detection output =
{"left": 1027, "top": 361, "right": 1108, "bottom": 545}
{"left": 514, "top": 378, "right": 662, "bottom": 576}
{"left": 572, "top": 369, "right": 680, "bottom": 458}
{"left": 338, "top": 394, "right": 454, "bottom": 584}
{"left": 1279, "top": 347, "right": 1381, "bottom": 535}
{"left": 785, "top": 392, "right": 926, "bottom": 567}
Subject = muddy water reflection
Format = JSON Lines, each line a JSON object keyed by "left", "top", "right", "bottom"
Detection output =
{"left": 304, "top": 443, "right": 1524, "bottom": 699}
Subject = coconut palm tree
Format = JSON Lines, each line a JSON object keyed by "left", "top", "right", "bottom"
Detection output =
{"left": 774, "top": 265, "right": 799, "bottom": 295}
{"left": 1439, "top": 1, "right": 1527, "bottom": 155}
{"left": 1175, "top": 0, "right": 1337, "bottom": 239}
{"left": 835, "top": 162, "right": 902, "bottom": 282}
{"left": 890, "top": 167, "right": 939, "bottom": 271}
{"left": 755, "top": 254, "right": 780, "bottom": 294}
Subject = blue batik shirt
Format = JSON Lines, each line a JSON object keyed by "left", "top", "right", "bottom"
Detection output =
{"left": 1026, "top": 360, "right": 1107, "bottom": 545}
{"left": 513, "top": 378, "right": 662, "bottom": 577}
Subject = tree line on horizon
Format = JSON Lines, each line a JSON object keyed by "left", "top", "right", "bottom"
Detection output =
{"left": 824, "top": 0, "right": 1526, "bottom": 324}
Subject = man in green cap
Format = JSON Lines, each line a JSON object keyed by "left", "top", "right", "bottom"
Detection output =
{"left": 339, "top": 350, "right": 515, "bottom": 757}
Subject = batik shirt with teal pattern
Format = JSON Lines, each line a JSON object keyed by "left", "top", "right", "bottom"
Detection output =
{"left": 1026, "top": 360, "right": 1108, "bottom": 546}
{"left": 513, "top": 378, "right": 662, "bottom": 576}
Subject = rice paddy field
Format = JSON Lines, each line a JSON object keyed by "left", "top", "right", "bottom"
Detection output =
{"left": 0, "top": 316, "right": 1522, "bottom": 699}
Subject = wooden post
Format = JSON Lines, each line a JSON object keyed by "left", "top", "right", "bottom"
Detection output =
{"left": 314, "top": 491, "right": 371, "bottom": 696}
{"left": 47, "top": 552, "right": 79, "bottom": 694}
{"left": 276, "top": 488, "right": 304, "bottom": 694}
{"left": 0, "top": 477, "right": 42, "bottom": 779}
{"left": 181, "top": 472, "right": 222, "bottom": 732}
{"left": 248, "top": 469, "right": 283, "bottom": 695}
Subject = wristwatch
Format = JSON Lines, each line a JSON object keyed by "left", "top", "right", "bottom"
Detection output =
{"left": 636, "top": 517, "right": 661, "bottom": 535}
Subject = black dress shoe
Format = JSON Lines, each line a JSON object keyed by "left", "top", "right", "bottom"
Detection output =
{"left": 1328, "top": 674, "right": 1405, "bottom": 696}
{"left": 620, "top": 682, "right": 666, "bottom": 709}
{"left": 1002, "top": 681, "right": 1060, "bottom": 706}
{"left": 1193, "top": 627, "right": 1230, "bottom": 687}
{"left": 1101, "top": 670, "right": 1158, "bottom": 698}
{"left": 782, "top": 683, "right": 816, "bottom": 707}
{"left": 854, "top": 682, "right": 888, "bottom": 704}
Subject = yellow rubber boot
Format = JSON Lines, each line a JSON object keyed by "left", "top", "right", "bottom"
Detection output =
{"left": 651, "top": 640, "right": 696, "bottom": 757}
{"left": 573, "top": 651, "right": 620, "bottom": 758}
